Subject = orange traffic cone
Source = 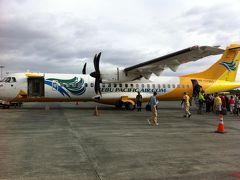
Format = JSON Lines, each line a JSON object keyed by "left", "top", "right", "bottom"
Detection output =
{"left": 215, "top": 114, "right": 224, "bottom": 133}
{"left": 93, "top": 106, "right": 99, "bottom": 116}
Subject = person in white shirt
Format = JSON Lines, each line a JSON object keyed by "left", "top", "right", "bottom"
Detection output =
{"left": 147, "top": 92, "right": 159, "bottom": 126}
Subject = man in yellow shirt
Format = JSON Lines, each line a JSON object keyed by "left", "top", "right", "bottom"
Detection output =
{"left": 181, "top": 92, "right": 191, "bottom": 118}
{"left": 198, "top": 91, "right": 205, "bottom": 114}
{"left": 214, "top": 94, "right": 222, "bottom": 114}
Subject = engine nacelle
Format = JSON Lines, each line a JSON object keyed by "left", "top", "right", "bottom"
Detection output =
{"left": 100, "top": 68, "right": 140, "bottom": 83}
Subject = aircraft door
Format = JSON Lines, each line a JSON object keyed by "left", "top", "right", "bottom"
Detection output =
{"left": 28, "top": 77, "right": 44, "bottom": 97}
{"left": 191, "top": 79, "right": 202, "bottom": 97}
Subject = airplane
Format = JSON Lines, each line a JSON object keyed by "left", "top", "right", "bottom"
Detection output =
{"left": 0, "top": 44, "right": 240, "bottom": 110}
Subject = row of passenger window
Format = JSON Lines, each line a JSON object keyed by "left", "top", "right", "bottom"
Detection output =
{"left": 87, "top": 83, "right": 190, "bottom": 89}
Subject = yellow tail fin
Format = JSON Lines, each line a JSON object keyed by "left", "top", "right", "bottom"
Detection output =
{"left": 184, "top": 44, "right": 240, "bottom": 81}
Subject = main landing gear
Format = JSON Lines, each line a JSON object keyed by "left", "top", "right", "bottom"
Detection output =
{"left": 115, "top": 96, "right": 136, "bottom": 110}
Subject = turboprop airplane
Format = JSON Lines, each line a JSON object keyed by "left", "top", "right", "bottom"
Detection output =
{"left": 1, "top": 44, "right": 240, "bottom": 109}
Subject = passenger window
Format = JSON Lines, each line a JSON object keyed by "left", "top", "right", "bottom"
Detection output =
{"left": 163, "top": 84, "right": 166, "bottom": 88}
{"left": 130, "top": 84, "right": 134, "bottom": 88}
{"left": 108, "top": 84, "right": 111, "bottom": 87}
{"left": 119, "top": 84, "right": 122, "bottom": 88}
{"left": 141, "top": 84, "right": 144, "bottom": 88}
{"left": 85, "top": 83, "right": 88, "bottom": 87}
{"left": 152, "top": 84, "right": 155, "bottom": 89}
{"left": 182, "top": 84, "right": 185, "bottom": 88}
{"left": 177, "top": 84, "right": 180, "bottom": 88}
{"left": 172, "top": 84, "right": 175, "bottom": 88}
{"left": 168, "top": 84, "right": 171, "bottom": 88}
{"left": 158, "top": 84, "right": 161, "bottom": 88}
{"left": 186, "top": 84, "right": 190, "bottom": 88}
{"left": 147, "top": 84, "right": 150, "bottom": 88}
{"left": 136, "top": 84, "right": 139, "bottom": 88}
{"left": 125, "top": 84, "right": 128, "bottom": 88}
{"left": 114, "top": 84, "right": 117, "bottom": 88}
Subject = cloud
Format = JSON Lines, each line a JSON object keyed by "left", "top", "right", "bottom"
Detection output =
{"left": 179, "top": 3, "right": 240, "bottom": 46}
{"left": 0, "top": 0, "right": 240, "bottom": 82}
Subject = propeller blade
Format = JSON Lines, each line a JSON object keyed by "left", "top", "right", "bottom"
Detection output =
{"left": 95, "top": 77, "right": 102, "bottom": 96}
{"left": 82, "top": 63, "right": 87, "bottom": 74}
{"left": 90, "top": 54, "right": 98, "bottom": 78}
{"left": 94, "top": 78, "right": 98, "bottom": 94}
{"left": 90, "top": 52, "right": 102, "bottom": 96}
{"left": 93, "top": 54, "right": 97, "bottom": 70}
{"left": 96, "top": 52, "right": 101, "bottom": 73}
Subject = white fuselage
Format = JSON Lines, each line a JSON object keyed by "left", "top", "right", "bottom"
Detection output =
{"left": 0, "top": 73, "right": 184, "bottom": 104}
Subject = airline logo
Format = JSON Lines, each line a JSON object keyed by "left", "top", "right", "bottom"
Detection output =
{"left": 219, "top": 61, "right": 236, "bottom": 71}
{"left": 45, "top": 77, "right": 86, "bottom": 97}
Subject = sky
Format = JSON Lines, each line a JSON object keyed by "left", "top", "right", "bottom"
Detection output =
{"left": 0, "top": 0, "right": 240, "bottom": 79}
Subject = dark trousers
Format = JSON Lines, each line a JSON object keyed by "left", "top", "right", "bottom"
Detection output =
{"left": 198, "top": 102, "right": 204, "bottom": 114}
{"left": 136, "top": 101, "right": 142, "bottom": 111}
{"left": 206, "top": 103, "right": 211, "bottom": 112}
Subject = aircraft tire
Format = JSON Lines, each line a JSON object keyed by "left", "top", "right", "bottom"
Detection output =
{"left": 125, "top": 102, "right": 135, "bottom": 111}
{"left": 115, "top": 101, "right": 123, "bottom": 109}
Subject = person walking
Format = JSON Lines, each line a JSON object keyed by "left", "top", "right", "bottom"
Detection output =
{"left": 147, "top": 92, "right": 159, "bottom": 126}
{"left": 209, "top": 94, "right": 214, "bottom": 112}
{"left": 225, "top": 95, "right": 230, "bottom": 112}
{"left": 235, "top": 96, "right": 240, "bottom": 116}
{"left": 181, "top": 92, "right": 191, "bottom": 118}
{"left": 136, "top": 92, "right": 143, "bottom": 111}
{"left": 220, "top": 95, "right": 227, "bottom": 114}
{"left": 198, "top": 91, "right": 205, "bottom": 114}
{"left": 229, "top": 96, "right": 235, "bottom": 114}
{"left": 214, "top": 94, "right": 222, "bottom": 115}
{"left": 205, "top": 94, "right": 212, "bottom": 112}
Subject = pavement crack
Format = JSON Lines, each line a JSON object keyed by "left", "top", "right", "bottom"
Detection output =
{"left": 63, "top": 111, "right": 103, "bottom": 180}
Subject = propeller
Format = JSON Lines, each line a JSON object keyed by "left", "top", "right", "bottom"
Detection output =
{"left": 82, "top": 62, "right": 87, "bottom": 74}
{"left": 90, "top": 52, "right": 102, "bottom": 95}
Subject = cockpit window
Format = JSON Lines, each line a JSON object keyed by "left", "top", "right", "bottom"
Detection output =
{"left": 5, "top": 77, "right": 11, "bottom": 83}
{"left": 2, "top": 77, "right": 16, "bottom": 83}
{"left": 0, "top": 77, "right": 6, "bottom": 82}
{"left": 12, "top": 77, "right": 16, "bottom": 82}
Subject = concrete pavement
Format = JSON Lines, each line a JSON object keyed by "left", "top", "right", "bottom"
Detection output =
{"left": 0, "top": 102, "right": 240, "bottom": 179}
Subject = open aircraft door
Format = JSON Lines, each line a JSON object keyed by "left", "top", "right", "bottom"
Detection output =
{"left": 191, "top": 79, "right": 202, "bottom": 97}
{"left": 26, "top": 73, "right": 45, "bottom": 97}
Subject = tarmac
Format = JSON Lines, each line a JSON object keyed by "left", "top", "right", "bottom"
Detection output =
{"left": 0, "top": 101, "right": 240, "bottom": 180}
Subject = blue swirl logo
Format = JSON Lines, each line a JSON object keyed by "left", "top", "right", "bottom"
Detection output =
{"left": 45, "top": 77, "right": 86, "bottom": 97}
{"left": 219, "top": 61, "right": 236, "bottom": 71}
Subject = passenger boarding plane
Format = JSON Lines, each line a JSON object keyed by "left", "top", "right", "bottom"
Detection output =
{"left": 1, "top": 44, "right": 240, "bottom": 109}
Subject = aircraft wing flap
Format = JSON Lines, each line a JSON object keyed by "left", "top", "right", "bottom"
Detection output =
{"left": 124, "top": 46, "right": 224, "bottom": 77}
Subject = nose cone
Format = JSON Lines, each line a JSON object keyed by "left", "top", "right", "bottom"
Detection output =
{"left": 0, "top": 83, "right": 3, "bottom": 100}
{"left": 0, "top": 83, "right": 5, "bottom": 99}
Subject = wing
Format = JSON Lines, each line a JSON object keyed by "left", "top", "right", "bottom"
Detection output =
{"left": 124, "top": 46, "right": 224, "bottom": 79}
